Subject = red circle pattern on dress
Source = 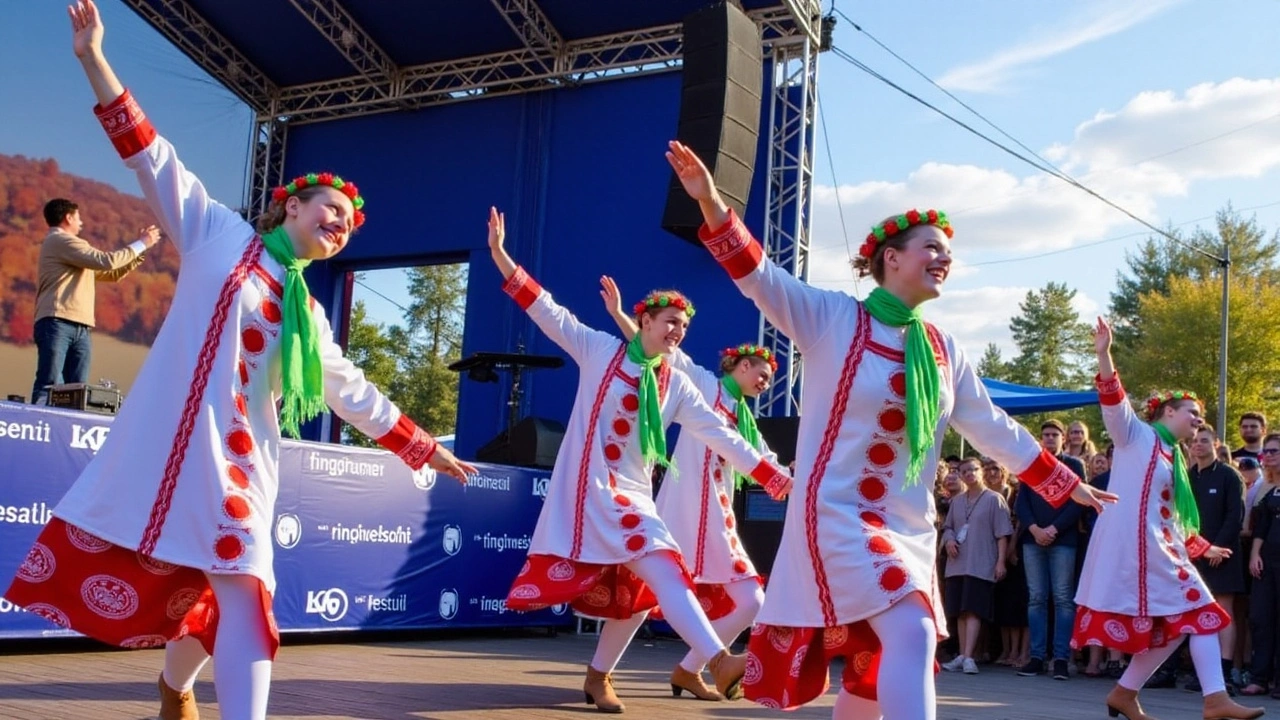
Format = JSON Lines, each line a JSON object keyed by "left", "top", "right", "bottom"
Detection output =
{"left": 889, "top": 371, "right": 907, "bottom": 398}
{"left": 223, "top": 495, "right": 252, "bottom": 521}
{"left": 878, "top": 565, "right": 907, "bottom": 593}
{"left": 241, "top": 327, "right": 266, "bottom": 355}
{"left": 878, "top": 407, "right": 906, "bottom": 433}
{"left": 867, "top": 443, "right": 896, "bottom": 467}
{"left": 612, "top": 419, "right": 631, "bottom": 436}
{"left": 227, "top": 465, "right": 250, "bottom": 489}
{"left": 858, "top": 477, "right": 888, "bottom": 503}
{"left": 227, "top": 430, "right": 253, "bottom": 457}
{"left": 214, "top": 535, "right": 245, "bottom": 562}
{"left": 621, "top": 394, "right": 640, "bottom": 412}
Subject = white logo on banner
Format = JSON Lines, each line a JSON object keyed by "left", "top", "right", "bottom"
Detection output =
{"left": 411, "top": 466, "right": 438, "bottom": 491}
{"left": 439, "top": 589, "right": 459, "bottom": 620}
{"left": 551, "top": 603, "right": 568, "bottom": 616}
{"left": 274, "top": 514, "right": 301, "bottom": 549}
{"left": 442, "top": 525, "right": 462, "bottom": 556}
{"left": 305, "top": 588, "right": 349, "bottom": 622}
{"left": 531, "top": 477, "right": 550, "bottom": 499}
{"left": 69, "top": 424, "right": 110, "bottom": 454}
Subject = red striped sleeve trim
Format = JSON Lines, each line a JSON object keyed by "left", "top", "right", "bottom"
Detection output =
{"left": 1095, "top": 373, "right": 1125, "bottom": 405}
{"left": 1016, "top": 449, "right": 1079, "bottom": 508}
{"left": 697, "top": 209, "right": 764, "bottom": 280}
{"left": 748, "top": 460, "right": 790, "bottom": 500}
{"left": 502, "top": 266, "right": 542, "bottom": 310}
{"left": 1184, "top": 533, "right": 1211, "bottom": 561}
{"left": 93, "top": 89, "right": 157, "bottom": 159}
{"left": 377, "top": 414, "right": 438, "bottom": 470}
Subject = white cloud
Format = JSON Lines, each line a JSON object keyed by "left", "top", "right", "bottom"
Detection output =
{"left": 938, "top": 0, "right": 1185, "bottom": 93}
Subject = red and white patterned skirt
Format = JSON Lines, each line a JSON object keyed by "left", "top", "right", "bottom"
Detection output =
{"left": 743, "top": 590, "right": 939, "bottom": 709}
{"left": 506, "top": 550, "right": 695, "bottom": 620}
{"left": 1070, "top": 602, "right": 1231, "bottom": 654}
{"left": 5, "top": 518, "right": 278, "bottom": 657}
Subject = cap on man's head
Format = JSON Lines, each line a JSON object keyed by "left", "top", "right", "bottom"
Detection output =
{"left": 1238, "top": 456, "right": 1260, "bottom": 470}
{"left": 1041, "top": 419, "right": 1066, "bottom": 434}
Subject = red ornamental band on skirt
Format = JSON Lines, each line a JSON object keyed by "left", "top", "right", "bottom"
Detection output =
{"left": 5, "top": 3, "right": 1268, "bottom": 720}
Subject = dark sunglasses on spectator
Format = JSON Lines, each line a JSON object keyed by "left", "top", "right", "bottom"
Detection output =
{"left": 1261, "top": 448, "right": 1280, "bottom": 456}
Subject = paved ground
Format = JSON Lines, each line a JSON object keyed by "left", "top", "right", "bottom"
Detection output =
{"left": 1, "top": 631, "right": 1274, "bottom": 719}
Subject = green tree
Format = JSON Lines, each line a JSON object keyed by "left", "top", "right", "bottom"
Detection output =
{"left": 1006, "top": 282, "right": 1092, "bottom": 389}
{"left": 976, "top": 343, "right": 1010, "bottom": 381}
{"left": 1109, "top": 206, "right": 1280, "bottom": 352}
{"left": 1122, "top": 276, "right": 1280, "bottom": 443}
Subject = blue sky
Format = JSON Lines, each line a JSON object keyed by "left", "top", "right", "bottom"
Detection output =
{"left": 6, "top": 0, "right": 1280, "bottom": 361}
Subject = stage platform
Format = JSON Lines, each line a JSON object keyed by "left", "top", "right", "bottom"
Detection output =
{"left": 0, "top": 632, "right": 1255, "bottom": 719}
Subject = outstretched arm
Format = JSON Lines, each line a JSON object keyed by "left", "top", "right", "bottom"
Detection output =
{"left": 490, "top": 207, "right": 614, "bottom": 364}
{"left": 599, "top": 275, "right": 638, "bottom": 341}
{"left": 666, "top": 141, "right": 844, "bottom": 352}
{"left": 69, "top": 1, "right": 243, "bottom": 257}
{"left": 1093, "top": 317, "right": 1144, "bottom": 448}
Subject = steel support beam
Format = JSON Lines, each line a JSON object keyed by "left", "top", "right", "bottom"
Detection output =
{"left": 287, "top": 0, "right": 398, "bottom": 92}
{"left": 244, "top": 111, "right": 289, "bottom": 221}
{"left": 489, "top": 0, "right": 564, "bottom": 76}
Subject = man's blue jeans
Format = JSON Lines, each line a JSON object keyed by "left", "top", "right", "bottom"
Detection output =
{"left": 32, "top": 317, "right": 91, "bottom": 403}
{"left": 1023, "top": 542, "right": 1077, "bottom": 662}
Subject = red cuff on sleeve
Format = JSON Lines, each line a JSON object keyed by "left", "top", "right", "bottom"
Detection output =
{"left": 1184, "top": 533, "right": 1211, "bottom": 561}
{"left": 697, "top": 208, "right": 764, "bottom": 280}
{"left": 1095, "top": 372, "right": 1125, "bottom": 406}
{"left": 502, "top": 266, "right": 543, "bottom": 310}
{"left": 93, "top": 89, "right": 157, "bottom": 159}
{"left": 376, "top": 414, "right": 438, "bottom": 471}
{"left": 748, "top": 459, "right": 790, "bottom": 500}
{"left": 1016, "top": 449, "right": 1079, "bottom": 508}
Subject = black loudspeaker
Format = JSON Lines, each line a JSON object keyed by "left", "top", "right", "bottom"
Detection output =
{"left": 476, "top": 416, "right": 566, "bottom": 469}
{"left": 755, "top": 415, "right": 800, "bottom": 466}
{"left": 661, "top": 1, "right": 763, "bottom": 243}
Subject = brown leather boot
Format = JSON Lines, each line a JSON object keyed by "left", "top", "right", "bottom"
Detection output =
{"left": 669, "top": 664, "right": 724, "bottom": 701}
{"left": 1105, "top": 684, "right": 1157, "bottom": 720}
{"left": 707, "top": 650, "right": 746, "bottom": 701}
{"left": 583, "top": 665, "right": 625, "bottom": 713}
{"left": 1202, "top": 690, "right": 1265, "bottom": 720}
{"left": 158, "top": 673, "right": 199, "bottom": 720}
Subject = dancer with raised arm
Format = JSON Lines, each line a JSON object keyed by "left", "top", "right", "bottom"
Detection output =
{"left": 600, "top": 275, "right": 776, "bottom": 702}
{"left": 487, "top": 208, "right": 791, "bottom": 713}
{"left": 1072, "top": 317, "right": 1263, "bottom": 720}
{"left": 5, "top": 4, "right": 476, "bottom": 719}
{"left": 665, "top": 140, "right": 1116, "bottom": 720}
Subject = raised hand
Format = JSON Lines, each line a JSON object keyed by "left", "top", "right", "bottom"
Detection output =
{"left": 68, "top": 0, "right": 104, "bottom": 59}
{"left": 1094, "top": 316, "right": 1113, "bottom": 356}
{"left": 488, "top": 206, "right": 505, "bottom": 253}
{"left": 665, "top": 141, "right": 716, "bottom": 202}
{"left": 138, "top": 225, "right": 161, "bottom": 249}
{"left": 600, "top": 276, "right": 623, "bottom": 316}
{"left": 428, "top": 446, "right": 479, "bottom": 485}
{"left": 1070, "top": 481, "right": 1118, "bottom": 513}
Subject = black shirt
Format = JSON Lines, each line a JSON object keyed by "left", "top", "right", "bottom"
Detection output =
{"left": 1252, "top": 486, "right": 1280, "bottom": 557}
{"left": 1233, "top": 447, "right": 1261, "bottom": 462}
{"left": 1189, "top": 460, "right": 1245, "bottom": 548}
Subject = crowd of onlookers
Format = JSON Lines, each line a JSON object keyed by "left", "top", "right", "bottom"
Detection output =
{"left": 933, "top": 412, "right": 1280, "bottom": 700}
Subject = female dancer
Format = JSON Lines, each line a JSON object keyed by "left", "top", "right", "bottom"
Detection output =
{"left": 487, "top": 209, "right": 792, "bottom": 713}
{"left": 665, "top": 140, "right": 1114, "bottom": 720}
{"left": 600, "top": 275, "right": 775, "bottom": 701}
{"left": 1072, "top": 317, "right": 1262, "bottom": 720}
{"left": 5, "top": 4, "right": 475, "bottom": 720}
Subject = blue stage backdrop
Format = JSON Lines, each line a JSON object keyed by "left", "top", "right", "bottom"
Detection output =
{"left": 0, "top": 403, "right": 569, "bottom": 639}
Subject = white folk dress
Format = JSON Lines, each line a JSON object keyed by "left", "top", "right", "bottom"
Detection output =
{"left": 1070, "top": 373, "right": 1229, "bottom": 653}
{"left": 696, "top": 210, "right": 1082, "bottom": 708}
{"left": 499, "top": 268, "right": 789, "bottom": 620}
{"left": 654, "top": 349, "right": 773, "bottom": 618}
{"left": 4, "top": 90, "right": 437, "bottom": 656}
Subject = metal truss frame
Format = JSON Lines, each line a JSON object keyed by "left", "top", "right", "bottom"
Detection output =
{"left": 245, "top": 109, "right": 289, "bottom": 220}
{"left": 755, "top": 35, "right": 818, "bottom": 418}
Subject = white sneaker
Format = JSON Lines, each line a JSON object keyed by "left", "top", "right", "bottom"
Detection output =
{"left": 941, "top": 656, "right": 966, "bottom": 672}
{"left": 962, "top": 657, "right": 979, "bottom": 675}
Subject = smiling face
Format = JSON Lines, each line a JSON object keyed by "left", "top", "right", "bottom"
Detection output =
{"left": 282, "top": 186, "right": 356, "bottom": 260}
{"left": 638, "top": 306, "right": 689, "bottom": 356}
{"left": 1159, "top": 399, "right": 1204, "bottom": 441}
{"left": 729, "top": 356, "right": 774, "bottom": 398}
{"left": 880, "top": 225, "right": 952, "bottom": 306}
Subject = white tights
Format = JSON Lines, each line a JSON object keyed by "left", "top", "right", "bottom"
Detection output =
{"left": 678, "top": 579, "right": 764, "bottom": 672}
{"left": 162, "top": 573, "right": 272, "bottom": 720}
{"left": 589, "top": 553, "right": 725, "bottom": 673}
{"left": 831, "top": 594, "right": 937, "bottom": 720}
{"left": 1119, "top": 633, "right": 1226, "bottom": 696}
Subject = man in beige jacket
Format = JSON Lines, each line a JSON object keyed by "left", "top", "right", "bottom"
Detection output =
{"left": 31, "top": 197, "right": 159, "bottom": 403}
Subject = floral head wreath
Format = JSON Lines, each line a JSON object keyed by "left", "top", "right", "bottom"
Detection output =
{"left": 272, "top": 173, "right": 366, "bottom": 228}
{"left": 1144, "top": 390, "right": 1201, "bottom": 421}
{"left": 859, "top": 209, "right": 952, "bottom": 259}
{"left": 633, "top": 293, "right": 695, "bottom": 319}
{"left": 723, "top": 343, "right": 778, "bottom": 372}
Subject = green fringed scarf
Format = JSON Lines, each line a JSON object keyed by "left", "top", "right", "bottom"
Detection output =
{"left": 625, "top": 335, "right": 669, "bottom": 468}
{"left": 261, "top": 226, "right": 326, "bottom": 438}
{"left": 1152, "top": 422, "right": 1202, "bottom": 535}
{"left": 721, "top": 374, "right": 761, "bottom": 489}
{"left": 863, "top": 286, "right": 940, "bottom": 488}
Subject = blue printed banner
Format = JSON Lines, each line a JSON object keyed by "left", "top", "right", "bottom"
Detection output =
{"left": 0, "top": 402, "right": 570, "bottom": 639}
